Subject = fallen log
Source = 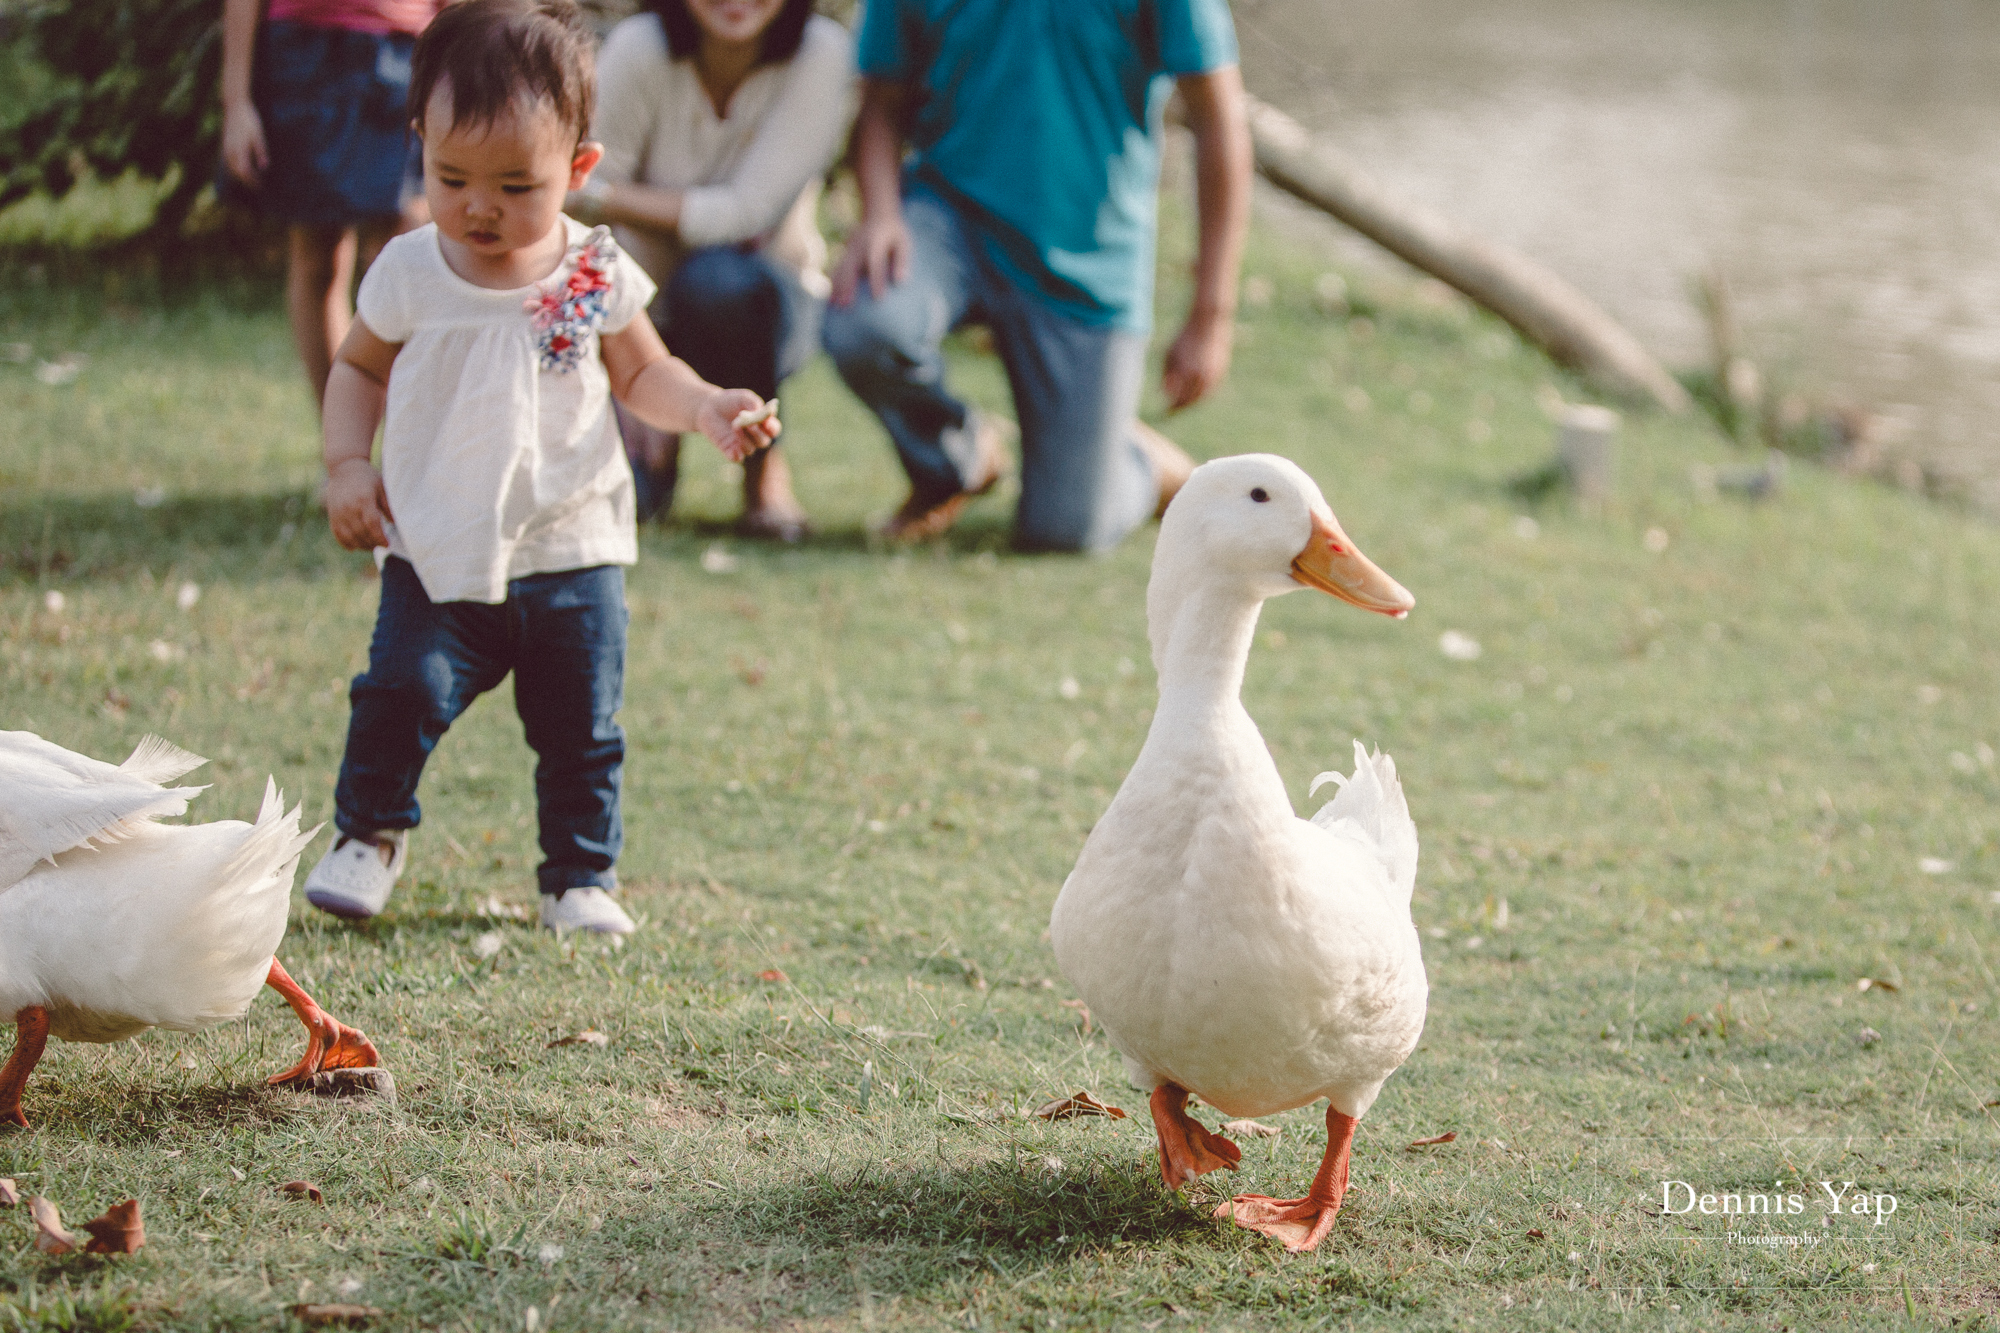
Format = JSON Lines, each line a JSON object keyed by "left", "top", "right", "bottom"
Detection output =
{"left": 1244, "top": 94, "right": 1690, "bottom": 413}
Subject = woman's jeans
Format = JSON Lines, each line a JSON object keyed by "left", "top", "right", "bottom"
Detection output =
{"left": 332, "top": 557, "right": 627, "bottom": 895}
{"left": 630, "top": 246, "right": 823, "bottom": 518}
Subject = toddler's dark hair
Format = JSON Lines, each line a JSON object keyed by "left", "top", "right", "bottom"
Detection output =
{"left": 409, "top": 0, "right": 596, "bottom": 145}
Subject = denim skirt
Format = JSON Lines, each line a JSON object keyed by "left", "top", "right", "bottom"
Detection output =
{"left": 220, "top": 21, "right": 422, "bottom": 225}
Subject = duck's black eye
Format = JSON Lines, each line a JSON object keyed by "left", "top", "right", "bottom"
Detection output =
{"left": 1250, "top": 488, "right": 1270, "bottom": 503}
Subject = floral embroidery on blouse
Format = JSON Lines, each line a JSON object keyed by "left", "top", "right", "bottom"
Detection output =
{"left": 524, "top": 229, "right": 618, "bottom": 373}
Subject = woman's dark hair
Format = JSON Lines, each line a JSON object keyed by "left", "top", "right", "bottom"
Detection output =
{"left": 647, "top": 0, "right": 815, "bottom": 66}
{"left": 410, "top": 0, "right": 597, "bottom": 144}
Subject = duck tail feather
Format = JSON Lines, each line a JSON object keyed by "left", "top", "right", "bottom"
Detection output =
{"left": 1310, "top": 740, "right": 1420, "bottom": 906}
{"left": 119, "top": 735, "right": 209, "bottom": 785}
{"left": 218, "top": 781, "right": 320, "bottom": 882}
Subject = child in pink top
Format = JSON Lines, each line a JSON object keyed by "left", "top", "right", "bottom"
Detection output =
{"left": 219, "top": 0, "right": 442, "bottom": 409}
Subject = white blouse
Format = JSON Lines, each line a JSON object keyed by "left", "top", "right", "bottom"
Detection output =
{"left": 591, "top": 12, "right": 855, "bottom": 295}
{"left": 357, "top": 218, "right": 657, "bottom": 604}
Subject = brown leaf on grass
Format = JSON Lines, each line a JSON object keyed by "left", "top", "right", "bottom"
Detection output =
{"left": 29, "top": 1196, "right": 75, "bottom": 1253}
{"left": 0, "top": 1178, "right": 18, "bottom": 1207}
{"left": 758, "top": 969, "right": 789, "bottom": 983}
{"left": 280, "top": 1180, "right": 325, "bottom": 1204}
{"left": 1526, "top": 1228, "right": 1546, "bottom": 1239}
{"left": 301, "top": 1067, "right": 397, "bottom": 1104}
{"left": 1033, "top": 1091, "right": 1127, "bottom": 1121}
{"left": 1857, "top": 977, "right": 1899, "bottom": 993}
{"left": 1221, "top": 1119, "right": 1282, "bottom": 1139}
{"left": 546, "top": 1030, "right": 609, "bottom": 1048}
{"left": 289, "top": 1304, "right": 383, "bottom": 1326}
{"left": 79, "top": 1199, "right": 145, "bottom": 1254}
{"left": 1406, "top": 1131, "right": 1458, "bottom": 1149}
{"left": 1059, "top": 998, "right": 1092, "bottom": 1034}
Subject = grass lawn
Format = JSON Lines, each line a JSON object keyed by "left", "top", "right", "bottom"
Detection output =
{"left": 1, "top": 208, "right": 1997, "bottom": 1331}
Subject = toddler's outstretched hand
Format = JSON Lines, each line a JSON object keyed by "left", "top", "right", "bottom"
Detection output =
{"left": 326, "top": 458, "right": 394, "bottom": 551}
{"left": 698, "top": 389, "right": 781, "bottom": 462}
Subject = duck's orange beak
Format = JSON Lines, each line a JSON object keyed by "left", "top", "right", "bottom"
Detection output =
{"left": 1290, "top": 506, "right": 1414, "bottom": 618}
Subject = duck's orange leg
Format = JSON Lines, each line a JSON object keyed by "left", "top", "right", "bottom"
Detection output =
{"left": 1, "top": 1007, "right": 50, "bottom": 1131}
{"left": 1150, "top": 1084, "right": 1241, "bottom": 1189}
{"left": 1216, "top": 1105, "right": 1357, "bottom": 1252}
{"left": 263, "top": 959, "right": 379, "bottom": 1087}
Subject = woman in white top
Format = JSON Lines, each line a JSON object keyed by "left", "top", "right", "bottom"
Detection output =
{"left": 571, "top": 0, "right": 854, "bottom": 541}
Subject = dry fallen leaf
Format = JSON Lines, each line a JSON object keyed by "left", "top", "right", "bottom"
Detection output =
{"left": 29, "top": 1196, "right": 76, "bottom": 1254}
{"left": 758, "top": 969, "right": 789, "bottom": 983}
{"left": 1406, "top": 1131, "right": 1458, "bottom": 1149}
{"left": 1033, "top": 1091, "right": 1128, "bottom": 1121}
{"left": 1058, "top": 998, "right": 1093, "bottom": 1035}
{"left": 290, "top": 1304, "right": 383, "bottom": 1326}
{"left": 1857, "top": 977, "right": 1899, "bottom": 993}
{"left": 79, "top": 1199, "right": 145, "bottom": 1254}
{"left": 280, "top": 1180, "right": 325, "bottom": 1204}
{"left": 1221, "top": 1119, "right": 1282, "bottom": 1139}
{"left": 0, "top": 1178, "right": 18, "bottom": 1207}
{"left": 547, "top": 1030, "right": 610, "bottom": 1049}
{"left": 300, "top": 1067, "right": 397, "bottom": 1103}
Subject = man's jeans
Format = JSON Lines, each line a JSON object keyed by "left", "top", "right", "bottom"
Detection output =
{"left": 822, "top": 189, "right": 1159, "bottom": 553}
{"left": 333, "top": 557, "right": 626, "bottom": 895}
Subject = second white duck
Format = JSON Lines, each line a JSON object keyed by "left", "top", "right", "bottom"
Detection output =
{"left": 0, "top": 731, "right": 381, "bottom": 1130}
{"left": 1051, "top": 454, "right": 1428, "bottom": 1253}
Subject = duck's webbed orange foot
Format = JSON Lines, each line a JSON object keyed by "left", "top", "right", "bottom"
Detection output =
{"left": 1150, "top": 1084, "right": 1242, "bottom": 1189}
{"left": 1, "top": 1007, "right": 51, "bottom": 1132}
{"left": 263, "top": 959, "right": 382, "bottom": 1088}
{"left": 1216, "top": 1192, "right": 1345, "bottom": 1253}
{"left": 1217, "top": 1105, "right": 1357, "bottom": 1253}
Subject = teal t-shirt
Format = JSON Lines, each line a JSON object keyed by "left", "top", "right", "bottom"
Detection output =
{"left": 856, "top": 0, "right": 1238, "bottom": 333}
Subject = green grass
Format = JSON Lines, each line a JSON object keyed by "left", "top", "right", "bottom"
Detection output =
{"left": 1, "top": 211, "right": 1997, "bottom": 1331}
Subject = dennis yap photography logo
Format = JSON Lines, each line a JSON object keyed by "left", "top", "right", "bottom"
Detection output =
{"left": 1656, "top": 1179, "right": 1900, "bottom": 1246}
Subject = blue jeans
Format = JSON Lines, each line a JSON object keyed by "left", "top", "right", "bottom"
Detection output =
{"left": 628, "top": 246, "right": 824, "bottom": 519}
{"left": 822, "top": 190, "right": 1158, "bottom": 552}
{"left": 333, "top": 558, "right": 627, "bottom": 895}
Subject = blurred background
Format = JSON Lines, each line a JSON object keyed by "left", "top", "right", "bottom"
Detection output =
{"left": 1236, "top": 0, "right": 2000, "bottom": 507}
{"left": 7, "top": 0, "right": 2000, "bottom": 505}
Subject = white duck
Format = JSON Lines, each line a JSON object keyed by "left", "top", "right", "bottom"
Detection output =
{"left": 1050, "top": 454, "right": 1427, "bottom": 1253}
{"left": 0, "top": 731, "right": 380, "bottom": 1130}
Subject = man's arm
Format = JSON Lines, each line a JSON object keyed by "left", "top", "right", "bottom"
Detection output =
{"left": 1161, "top": 64, "right": 1251, "bottom": 412}
{"left": 830, "top": 77, "right": 911, "bottom": 305}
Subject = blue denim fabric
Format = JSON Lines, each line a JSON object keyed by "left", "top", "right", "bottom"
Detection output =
{"left": 627, "top": 246, "right": 824, "bottom": 520}
{"left": 656, "top": 246, "right": 822, "bottom": 398}
{"left": 333, "top": 558, "right": 627, "bottom": 894}
{"left": 215, "top": 21, "right": 422, "bottom": 225}
{"left": 822, "top": 190, "right": 1158, "bottom": 553}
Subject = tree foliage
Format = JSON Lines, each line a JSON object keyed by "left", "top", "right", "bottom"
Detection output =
{"left": 0, "top": 0, "right": 225, "bottom": 238}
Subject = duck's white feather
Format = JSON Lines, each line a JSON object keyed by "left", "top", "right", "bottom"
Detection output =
{"left": 0, "top": 730, "right": 209, "bottom": 892}
{"left": 1051, "top": 454, "right": 1428, "bottom": 1125}
{"left": 1310, "top": 741, "right": 1419, "bottom": 910}
{"left": 0, "top": 744, "right": 318, "bottom": 1043}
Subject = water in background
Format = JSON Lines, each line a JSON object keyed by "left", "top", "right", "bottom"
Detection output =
{"left": 1237, "top": 0, "right": 2000, "bottom": 504}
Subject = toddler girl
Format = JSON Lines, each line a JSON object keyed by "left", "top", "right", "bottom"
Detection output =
{"left": 302, "top": 0, "right": 779, "bottom": 933}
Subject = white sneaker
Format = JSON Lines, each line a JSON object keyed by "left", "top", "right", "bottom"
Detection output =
{"left": 304, "top": 831, "right": 406, "bottom": 919}
{"left": 539, "top": 886, "right": 635, "bottom": 935}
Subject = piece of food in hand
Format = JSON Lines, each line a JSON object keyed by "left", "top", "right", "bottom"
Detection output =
{"left": 731, "top": 398, "right": 779, "bottom": 431}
